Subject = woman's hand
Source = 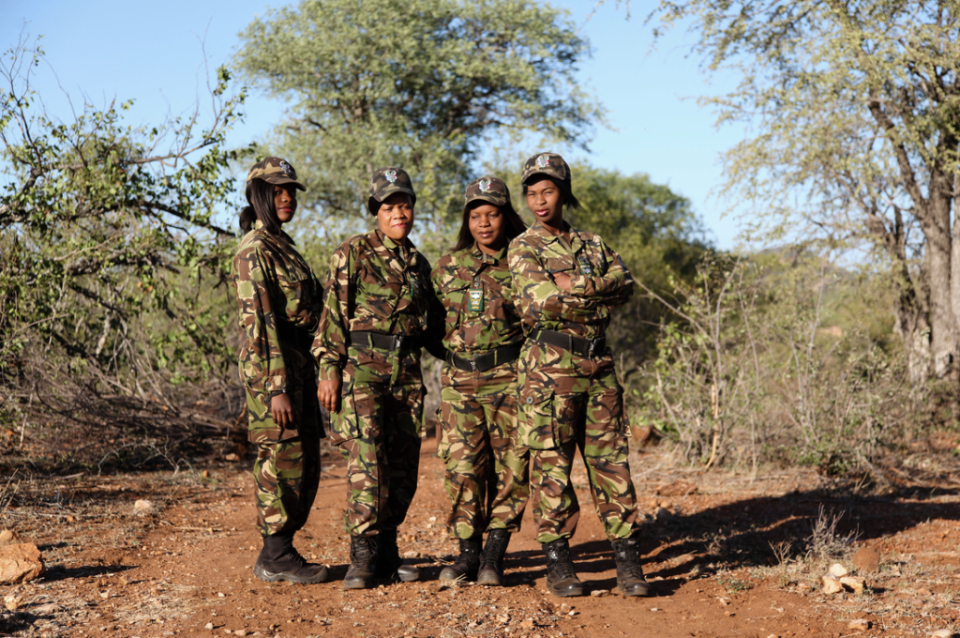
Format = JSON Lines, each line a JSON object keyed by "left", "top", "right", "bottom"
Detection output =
{"left": 553, "top": 272, "right": 573, "bottom": 292}
{"left": 271, "top": 392, "right": 294, "bottom": 427}
{"left": 318, "top": 377, "right": 342, "bottom": 414}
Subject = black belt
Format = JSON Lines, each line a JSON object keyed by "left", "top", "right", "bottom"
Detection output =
{"left": 348, "top": 331, "right": 419, "bottom": 352}
{"left": 447, "top": 344, "right": 523, "bottom": 373}
{"left": 534, "top": 329, "right": 606, "bottom": 358}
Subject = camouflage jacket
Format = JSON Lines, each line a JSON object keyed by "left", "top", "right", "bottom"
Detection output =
{"left": 313, "top": 229, "right": 445, "bottom": 381}
{"left": 431, "top": 243, "right": 524, "bottom": 354}
{"left": 232, "top": 221, "right": 323, "bottom": 405}
{"left": 508, "top": 221, "right": 633, "bottom": 339}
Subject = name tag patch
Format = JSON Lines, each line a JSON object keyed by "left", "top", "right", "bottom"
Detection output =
{"left": 578, "top": 256, "right": 594, "bottom": 275}
{"left": 468, "top": 287, "right": 484, "bottom": 313}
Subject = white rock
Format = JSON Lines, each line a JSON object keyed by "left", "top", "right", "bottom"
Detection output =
{"left": 3, "top": 595, "right": 20, "bottom": 611}
{"left": 821, "top": 574, "right": 843, "bottom": 594}
{"left": 840, "top": 576, "right": 866, "bottom": 594}
{"left": 848, "top": 619, "right": 870, "bottom": 632}
{"left": 204, "top": 623, "right": 214, "bottom": 630}
{"left": 828, "top": 563, "right": 848, "bottom": 577}
{"left": 133, "top": 500, "right": 154, "bottom": 512}
{"left": 224, "top": 453, "right": 240, "bottom": 462}
{"left": 590, "top": 589, "right": 609, "bottom": 597}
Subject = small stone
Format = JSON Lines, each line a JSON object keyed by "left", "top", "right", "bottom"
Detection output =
{"left": 234, "top": 630, "right": 247, "bottom": 637}
{"left": 403, "top": 550, "right": 419, "bottom": 559}
{"left": 852, "top": 547, "right": 880, "bottom": 573}
{"left": 0, "top": 543, "right": 45, "bottom": 584}
{"left": 4, "top": 595, "right": 21, "bottom": 611}
{"left": 225, "top": 453, "right": 240, "bottom": 462}
{"left": 133, "top": 500, "right": 153, "bottom": 512}
{"left": 0, "top": 530, "right": 21, "bottom": 547}
{"left": 847, "top": 619, "right": 870, "bottom": 633}
{"left": 218, "top": 592, "right": 225, "bottom": 597}
{"left": 840, "top": 576, "right": 866, "bottom": 594}
{"left": 520, "top": 619, "right": 535, "bottom": 630}
{"left": 917, "top": 587, "right": 934, "bottom": 597}
{"left": 65, "top": 515, "right": 75, "bottom": 523}
{"left": 717, "top": 597, "right": 730, "bottom": 606}
{"left": 568, "top": 610, "right": 578, "bottom": 616}
{"left": 828, "top": 563, "right": 848, "bottom": 577}
{"left": 203, "top": 470, "right": 211, "bottom": 478}
{"left": 560, "top": 603, "right": 571, "bottom": 612}
{"left": 724, "top": 611, "right": 735, "bottom": 617}
{"left": 204, "top": 623, "right": 214, "bottom": 630}
{"left": 590, "top": 589, "right": 609, "bottom": 597}
{"left": 100, "top": 591, "right": 109, "bottom": 599}
{"left": 650, "top": 607, "right": 659, "bottom": 612}
{"left": 929, "top": 631, "right": 960, "bottom": 638}
{"left": 821, "top": 574, "right": 843, "bottom": 594}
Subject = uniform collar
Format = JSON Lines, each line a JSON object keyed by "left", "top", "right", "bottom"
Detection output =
{"left": 529, "top": 220, "right": 579, "bottom": 248}
{"left": 471, "top": 242, "right": 507, "bottom": 264}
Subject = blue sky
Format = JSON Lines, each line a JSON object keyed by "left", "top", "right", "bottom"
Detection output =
{"left": 1, "top": 0, "right": 748, "bottom": 248}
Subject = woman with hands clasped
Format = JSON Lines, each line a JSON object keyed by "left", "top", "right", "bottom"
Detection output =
{"left": 431, "top": 176, "right": 529, "bottom": 586}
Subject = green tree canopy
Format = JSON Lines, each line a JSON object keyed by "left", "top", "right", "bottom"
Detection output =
{"left": 235, "top": 0, "right": 602, "bottom": 230}
{"left": 649, "top": 0, "right": 960, "bottom": 387}
{"left": 0, "top": 39, "right": 245, "bottom": 435}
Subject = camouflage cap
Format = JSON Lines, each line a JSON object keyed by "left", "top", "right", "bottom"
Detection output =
{"left": 464, "top": 175, "right": 510, "bottom": 209}
{"left": 521, "top": 152, "right": 571, "bottom": 185}
{"left": 367, "top": 166, "right": 416, "bottom": 214}
{"left": 246, "top": 157, "right": 305, "bottom": 191}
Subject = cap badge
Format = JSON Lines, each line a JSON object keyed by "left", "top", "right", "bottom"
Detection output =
{"left": 478, "top": 178, "right": 492, "bottom": 192}
{"left": 536, "top": 154, "right": 551, "bottom": 169}
{"left": 279, "top": 160, "right": 293, "bottom": 176}
{"left": 385, "top": 169, "right": 398, "bottom": 184}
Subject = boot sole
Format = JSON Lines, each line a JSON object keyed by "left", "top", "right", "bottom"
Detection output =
{"left": 343, "top": 578, "right": 376, "bottom": 589}
{"left": 548, "top": 587, "right": 583, "bottom": 597}
{"left": 619, "top": 584, "right": 653, "bottom": 597}
{"left": 253, "top": 564, "right": 328, "bottom": 585}
{"left": 476, "top": 570, "right": 502, "bottom": 586}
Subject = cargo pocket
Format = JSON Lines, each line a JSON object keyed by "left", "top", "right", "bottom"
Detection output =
{"left": 329, "top": 378, "right": 361, "bottom": 445}
{"left": 436, "top": 386, "right": 460, "bottom": 460}
{"left": 519, "top": 386, "right": 556, "bottom": 450}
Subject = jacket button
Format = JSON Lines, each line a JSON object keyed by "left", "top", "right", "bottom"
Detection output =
{"left": 526, "top": 396, "right": 534, "bottom": 404}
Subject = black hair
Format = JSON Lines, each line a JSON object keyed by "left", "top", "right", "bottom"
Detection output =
{"left": 452, "top": 199, "right": 527, "bottom": 253}
{"left": 239, "top": 179, "right": 285, "bottom": 235}
{"left": 521, "top": 175, "right": 581, "bottom": 210}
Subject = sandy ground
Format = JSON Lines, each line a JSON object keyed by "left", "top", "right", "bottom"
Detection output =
{"left": 2, "top": 438, "right": 960, "bottom": 638}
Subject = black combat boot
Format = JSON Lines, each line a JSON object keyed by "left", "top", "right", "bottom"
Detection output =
{"left": 253, "top": 533, "right": 328, "bottom": 584}
{"left": 344, "top": 535, "right": 378, "bottom": 589}
{"left": 439, "top": 536, "right": 482, "bottom": 582}
{"left": 477, "top": 529, "right": 511, "bottom": 586}
{"left": 542, "top": 538, "right": 583, "bottom": 597}
{"left": 611, "top": 535, "right": 653, "bottom": 597}
{"left": 376, "top": 529, "right": 420, "bottom": 583}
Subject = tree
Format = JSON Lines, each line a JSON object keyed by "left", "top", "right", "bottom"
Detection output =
{"left": 649, "top": 0, "right": 960, "bottom": 387}
{"left": 0, "top": 38, "right": 247, "bottom": 453}
{"left": 235, "top": 0, "right": 602, "bottom": 235}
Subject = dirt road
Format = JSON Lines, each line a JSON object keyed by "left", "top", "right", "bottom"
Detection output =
{"left": 3, "top": 440, "right": 959, "bottom": 637}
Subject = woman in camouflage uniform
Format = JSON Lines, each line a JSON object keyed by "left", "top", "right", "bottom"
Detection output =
{"left": 432, "top": 176, "right": 529, "bottom": 586}
{"left": 314, "top": 167, "right": 446, "bottom": 589}
{"left": 509, "top": 152, "right": 652, "bottom": 598}
{"left": 231, "top": 157, "right": 328, "bottom": 585}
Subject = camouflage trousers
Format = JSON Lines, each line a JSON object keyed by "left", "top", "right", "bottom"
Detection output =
{"left": 246, "top": 352, "right": 324, "bottom": 536}
{"left": 330, "top": 345, "right": 424, "bottom": 537}
{"left": 438, "top": 360, "right": 529, "bottom": 540}
{"left": 518, "top": 340, "right": 639, "bottom": 544}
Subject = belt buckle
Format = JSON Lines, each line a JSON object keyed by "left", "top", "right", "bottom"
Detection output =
{"left": 587, "top": 338, "right": 599, "bottom": 358}
{"left": 469, "top": 354, "right": 479, "bottom": 372}
{"left": 392, "top": 334, "right": 406, "bottom": 350}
